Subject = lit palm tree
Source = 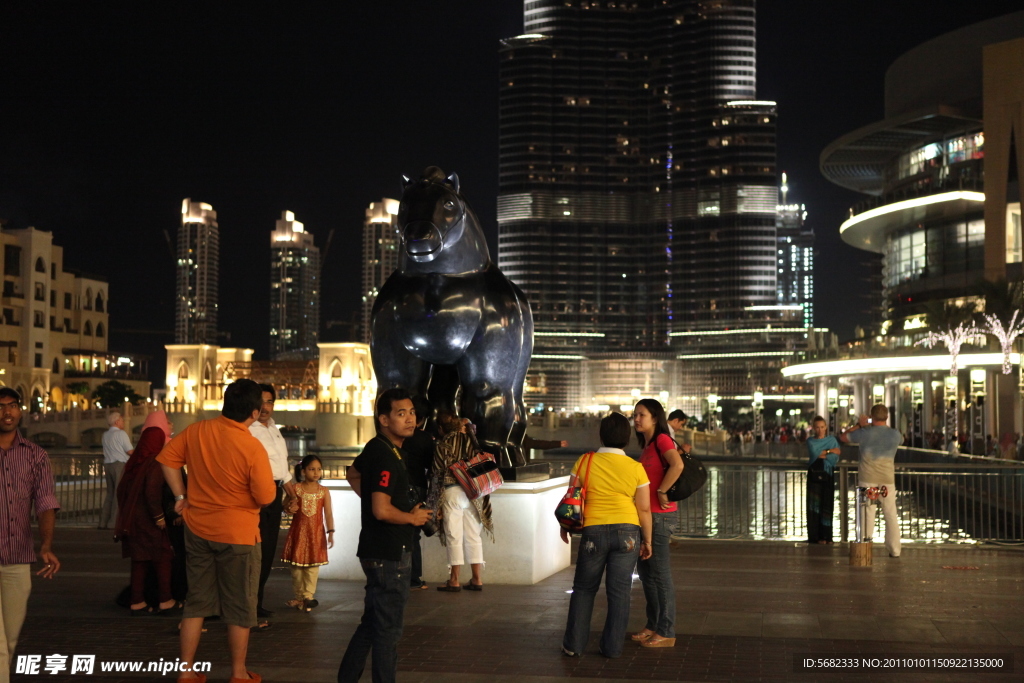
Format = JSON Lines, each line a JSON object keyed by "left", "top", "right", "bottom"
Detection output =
{"left": 915, "top": 321, "right": 982, "bottom": 376}
{"left": 982, "top": 310, "right": 1024, "bottom": 374}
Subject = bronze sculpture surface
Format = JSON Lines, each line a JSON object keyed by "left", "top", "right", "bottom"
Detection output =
{"left": 370, "top": 167, "right": 534, "bottom": 467}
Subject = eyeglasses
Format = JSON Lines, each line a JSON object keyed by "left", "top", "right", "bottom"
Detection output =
{"left": 263, "top": 400, "right": 275, "bottom": 406}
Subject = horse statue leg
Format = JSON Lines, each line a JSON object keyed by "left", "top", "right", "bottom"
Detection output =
{"left": 370, "top": 324, "right": 431, "bottom": 407}
{"left": 424, "top": 364, "right": 460, "bottom": 427}
{"left": 457, "top": 345, "right": 527, "bottom": 468}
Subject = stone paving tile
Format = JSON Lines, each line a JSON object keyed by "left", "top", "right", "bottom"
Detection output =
{"left": 12, "top": 530, "right": 1024, "bottom": 682}
{"left": 701, "top": 612, "right": 763, "bottom": 637}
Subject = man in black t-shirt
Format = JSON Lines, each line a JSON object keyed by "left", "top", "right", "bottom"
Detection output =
{"left": 401, "top": 394, "right": 435, "bottom": 590}
{"left": 338, "top": 388, "right": 433, "bottom": 683}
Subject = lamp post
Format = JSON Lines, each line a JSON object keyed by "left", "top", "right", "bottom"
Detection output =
{"left": 827, "top": 387, "right": 839, "bottom": 434}
{"left": 944, "top": 375, "right": 959, "bottom": 452}
{"left": 969, "top": 369, "right": 986, "bottom": 455}
{"left": 911, "top": 381, "right": 924, "bottom": 448}
{"left": 752, "top": 390, "right": 764, "bottom": 442}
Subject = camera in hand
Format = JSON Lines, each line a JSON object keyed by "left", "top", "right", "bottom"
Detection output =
{"left": 408, "top": 484, "right": 438, "bottom": 537}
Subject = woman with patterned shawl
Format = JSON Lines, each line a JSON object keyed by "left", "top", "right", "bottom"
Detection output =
{"left": 427, "top": 413, "right": 493, "bottom": 592}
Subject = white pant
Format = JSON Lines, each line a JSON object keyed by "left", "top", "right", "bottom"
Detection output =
{"left": 441, "top": 486, "right": 484, "bottom": 567}
{"left": 0, "top": 564, "right": 31, "bottom": 683}
{"left": 859, "top": 483, "right": 901, "bottom": 557}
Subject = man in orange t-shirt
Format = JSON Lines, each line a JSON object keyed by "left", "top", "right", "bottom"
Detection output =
{"left": 159, "top": 378, "right": 276, "bottom": 683}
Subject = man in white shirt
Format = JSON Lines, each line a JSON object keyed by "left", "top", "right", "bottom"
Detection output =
{"left": 99, "top": 412, "right": 133, "bottom": 529}
{"left": 248, "top": 384, "right": 297, "bottom": 628}
{"left": 667, "top": 410, "right": 687, "bottom": 439}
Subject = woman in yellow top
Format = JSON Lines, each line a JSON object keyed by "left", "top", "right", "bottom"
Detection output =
{"left": 560, "top": 413, "right": 652, "bottom": 658}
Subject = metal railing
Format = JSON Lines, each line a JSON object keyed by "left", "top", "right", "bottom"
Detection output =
{"left": 44, "top": 451, "right": 1024, "bottom": 544}
{"left": 675, "top": 461, "right": 1024, "bottom": 544}
{"left": 42, "top": 452, "right": 363, "bottom": 528}
{"left": 44, "top": 453, "right": 106, "bottom": 526}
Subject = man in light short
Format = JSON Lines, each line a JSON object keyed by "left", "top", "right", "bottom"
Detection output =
{"left": 840, "top": 404, "right": 903, "bottom": 557}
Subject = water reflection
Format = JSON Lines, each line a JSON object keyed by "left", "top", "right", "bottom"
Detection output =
{"left": 676, "top": 465, "right": 1023, "bottom": 544}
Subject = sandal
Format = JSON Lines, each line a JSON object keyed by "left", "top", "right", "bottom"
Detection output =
{"left": 631, "top": 629, "right": 655, "bottom": 642}
{"left": 285, "top": 599, "right": 303, "bottom": 610}
{"left": 436, "top": 581, "right": 462, "bottom": 592}
{"left": 303, "top": 599, "right": 319, "bottom": 612}
{"left": 641, "top": 635, "right": 676, "bottom": 648}
{"left": 228, "top": 672, "right": 261, "bottom": 683}
{"left": 251, "top": 620, "right": 271, "bottom": 632}
{"left": 464, "top": 582, "right": 483, "bottom": 591}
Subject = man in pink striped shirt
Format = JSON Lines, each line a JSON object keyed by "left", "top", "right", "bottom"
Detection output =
{"left": 0, "top": 387, "right": 60, "bottom": 683}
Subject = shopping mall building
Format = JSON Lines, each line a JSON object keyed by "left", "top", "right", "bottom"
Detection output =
{"left": 783, "top": 14, "right": 1024, "bottom": 450}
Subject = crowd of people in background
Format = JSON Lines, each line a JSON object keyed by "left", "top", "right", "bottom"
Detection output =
{"left": 4, "top": 384, "right": 984, "bottom": 681}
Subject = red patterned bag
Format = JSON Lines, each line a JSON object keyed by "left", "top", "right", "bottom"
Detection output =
{"left": 449, "top": 450, "right": 503, "bottom": 500}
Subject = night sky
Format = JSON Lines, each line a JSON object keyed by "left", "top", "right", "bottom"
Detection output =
{"left": 1, "top": 2, "right": 1020, "bottom": 386}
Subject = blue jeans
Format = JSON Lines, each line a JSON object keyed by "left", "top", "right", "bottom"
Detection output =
{"left": 637, "top": 512, "right": 676, "bottom": 637}
{"left": 563, "top": 523, "right": 640, "bottom": 658}
{"left": 338, "top": 552, "right": 412, "bottom": 683}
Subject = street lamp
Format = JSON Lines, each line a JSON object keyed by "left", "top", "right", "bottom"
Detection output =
{"left": 944, "top": 375, "right": 959, "bottom": 452}
{"left": 827, "top": 387, "right": 839, "bottom": 434}
{"left": 707, "top": 393, "right": 719, "bottom": 432}
{"left": 911, "top": 381, "right": 924, "bottom": 447}
{"left": 752, "top": 390, "right": 764, "bottom": 439}
{"left": 969, "top": 369, "right": 986, "bottom": 453}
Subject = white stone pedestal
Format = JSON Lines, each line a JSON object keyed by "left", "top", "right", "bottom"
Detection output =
{"left": 318, "top": 476, "right": 571, "bottom": 585}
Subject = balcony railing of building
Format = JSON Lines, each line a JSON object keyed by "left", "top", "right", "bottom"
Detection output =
{"left": 63, "top": 368, "right": 149, "bottom": 382}
{"left": 164, "top": 399, "right": 196, "bottom": 414}
{"left": 27, "top": 403, "right": 152, "bottom": 424}
{"left": 849, "top": 174, "right": 983, "bottom": 220}
{"left": 317, "top": 400, "right": 356, "bottom": 414}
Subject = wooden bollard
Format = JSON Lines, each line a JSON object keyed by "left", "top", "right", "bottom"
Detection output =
{"left": 849, "top": 541, "right": 872, "bottom": 567}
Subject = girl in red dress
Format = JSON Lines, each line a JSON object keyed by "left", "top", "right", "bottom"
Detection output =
{"left": 281, "top": 455, "right": 334, "bottom": 612}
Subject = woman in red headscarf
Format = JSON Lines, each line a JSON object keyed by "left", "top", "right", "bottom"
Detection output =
{"left": 115, "top": 410, "right": 176, "bottom": 615}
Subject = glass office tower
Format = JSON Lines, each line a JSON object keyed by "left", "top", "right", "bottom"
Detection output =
{"left": 499, "top": 0, "right": 784, "bottom": 411}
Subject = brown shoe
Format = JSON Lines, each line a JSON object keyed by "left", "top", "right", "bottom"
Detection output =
{"left": 641, "top": 636, "right": 676, "bottom": 648}
{"left": 631, "top": 629, "right": 655, "bottom": 642}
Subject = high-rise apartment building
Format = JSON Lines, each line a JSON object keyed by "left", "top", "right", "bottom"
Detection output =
{"left": 269, "top": 210, "right": 320, "bottom": 358}
{"left": 360, "top": 198, "right": 400, "bottom": 344}
{"left": 499, "top": 0, "right": 794, "bottom": 412}
{"left": 176, "top": 199, "right": 219, "bottom": 345}
{"left": 775, "top": 173, "right": 814, "bottom": 328}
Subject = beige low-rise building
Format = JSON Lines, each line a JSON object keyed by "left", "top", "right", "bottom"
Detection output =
{"left": 0, "top": 226, "right": 149, "bottom": 414}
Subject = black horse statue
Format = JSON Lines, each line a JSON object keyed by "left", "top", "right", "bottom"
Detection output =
{"left": 370, "top": 167, "right": 535, "bottom": 468}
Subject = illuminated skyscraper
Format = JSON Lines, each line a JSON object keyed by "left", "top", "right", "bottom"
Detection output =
{"left": 176, "top": 199, "right": 219, "bottom": 345}
{"left": 498, "top": 0, "right": 786, "bottom": 411}
{"left": 269, "top": 211, "right": 320, "bottom": 358}
{"left": 360, "top": 198, "right": 400, "bottom": 344}
{"left": 775, "top": 173, "right": 814, "bottom": 327}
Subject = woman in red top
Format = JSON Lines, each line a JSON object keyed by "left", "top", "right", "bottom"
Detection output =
{"left": 632, "top": 399, "right": 684, "bottom": 648}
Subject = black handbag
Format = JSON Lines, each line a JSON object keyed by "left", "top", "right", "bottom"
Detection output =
{"left": 653, "top": 438, "right": 708, "bottom": 502}
{"left": 807, "top": 458, "right": 833, "bottom": 486}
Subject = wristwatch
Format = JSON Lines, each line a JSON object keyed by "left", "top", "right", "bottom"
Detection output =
{"left": 174, "top": 494, "right": 186, "bottom": 502}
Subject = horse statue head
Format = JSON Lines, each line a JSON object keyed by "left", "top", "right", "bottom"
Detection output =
{"left": 398, "top": 166, "right": 490, "bottom": 275}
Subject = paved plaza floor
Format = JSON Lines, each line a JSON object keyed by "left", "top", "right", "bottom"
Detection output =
{"left": 13, "top": 528, "right": 1024, "bottom": 682}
